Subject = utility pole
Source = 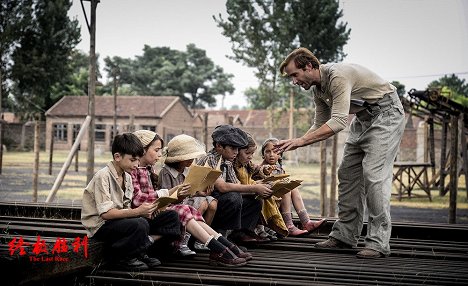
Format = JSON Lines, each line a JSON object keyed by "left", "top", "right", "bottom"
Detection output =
{"left": 112, "top": 66, "right": 120, "bottom": 139}
{"left": 85, "top": 0, "right": 99, "bottom": 183}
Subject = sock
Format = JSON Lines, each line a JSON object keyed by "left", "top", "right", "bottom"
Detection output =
{"left": 207, "top": 238, "right": 234, "bottom": 259}
{"left": 182, "top": 232, "right": 191, "bottom": 246}
{"left": 282, "top": 212, "right": 295, "bottom": 229}
{"left": 216, "top": 235, "right": 241, "bottom": 256}
{"left": 298, "top": 209, "right": 311, "bottom": 226}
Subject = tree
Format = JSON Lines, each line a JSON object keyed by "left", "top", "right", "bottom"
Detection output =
{"left": 214, "top": 0, "right": 350, "bottom": 109}
{"left": 0, "top": 0, "right": 33, "bottom": 109}
{"left": 103, "top": 44, "right": 234, "bottom": 109}
{"left": 391, "top": 81, "right": 406, "bottom": 97}
{"left": 9, "top": 0, "right": 80, "bottom": 119}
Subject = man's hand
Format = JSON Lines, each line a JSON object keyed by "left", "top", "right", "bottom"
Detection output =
{"left": 273, "top": 138, "right": 305, "bottom": 153}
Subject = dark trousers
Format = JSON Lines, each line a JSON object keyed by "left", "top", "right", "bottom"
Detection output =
{"left": 148, "top": 210, "right": 181, "bottom": 241}
{"left": 94, "top": 217, "right": 151, "bottom": 259}
{"left": 211, "top": 191, "right": 262, "bottom": 232}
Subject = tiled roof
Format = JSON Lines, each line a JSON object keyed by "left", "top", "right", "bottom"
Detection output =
{"left": 45, "top": 96, "right": 180, "bottom": 117}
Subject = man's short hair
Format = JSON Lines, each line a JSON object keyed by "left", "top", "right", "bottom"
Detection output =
{"left": 112, "top": 133, "right": 144, "bottom": 157}
{"left": 279, "top": 47, "right": 321, "bottom": 75}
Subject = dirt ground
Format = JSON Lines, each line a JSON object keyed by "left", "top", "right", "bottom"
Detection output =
{"left": 1, "top": 161, "right": 467, "bottom": 225}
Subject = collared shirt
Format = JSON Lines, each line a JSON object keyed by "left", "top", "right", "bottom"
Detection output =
{"left": 131, "top": 166, "right": 157, "bottom": 207}
{"left": 310, "top": 63, "right": 395, "bottom": 133}
{"left": 159, "top": 165, "right": 189, "bottom": 189}
{"left": 197, "top": 149, "right": 239, "bottom": 184}
{"left": 81, "top": 161, "right": 133, "bottom": 237}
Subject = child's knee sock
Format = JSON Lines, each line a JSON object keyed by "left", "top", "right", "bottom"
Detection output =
{"left": 281, "top": 212, "right": 295, "bottom": 229}
{"left": 297, "top": 209, "right": 311, "bottom": 226}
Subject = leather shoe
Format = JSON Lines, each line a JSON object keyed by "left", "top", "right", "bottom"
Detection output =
{"left": 229, "top": 245, "right": 253, "bottom": 261}
{"left": 303, "top": 219, "right": 327, "bottom": 232}
{"left": 139, "top": 254, "right": 161, "bottom": 268}
{"left": 228, "top": 231, "right": 258, "bottom": 244}
{"left": 175, "top": 245, "right": 196, "bottom": 256}
{"left": 209, "top": 248, "right": 247, "bottom": 267}
{"left": 356, "top": 249, "right": 383, "bottom": 259}
{"left": 315, "top": 237, "right": 351, "bottom": 249}
{"left": 288, "top": 226, "right": 308, "bottom": 236}
{"left": 115, "top": 258, "right": 149, "bottom": 271}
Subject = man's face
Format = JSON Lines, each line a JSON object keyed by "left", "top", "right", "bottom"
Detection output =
{"left": 284, "top": 61, "right": 314, "bottom": 90}
{"left": 216, "top": 143, "right": 239, "bottom": 162}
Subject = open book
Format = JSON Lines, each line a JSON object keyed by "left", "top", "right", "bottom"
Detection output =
{"left": 261, "top": 174, "right": 290, "bottom": 183}
{"left": 270, "top": 179, "right": 303, "bottom": 197}
{"left": 154, "top": 190, "right": 179, "bottom": 211}
{"left": 183, "top": 164, "right": 222, "bottom": 196}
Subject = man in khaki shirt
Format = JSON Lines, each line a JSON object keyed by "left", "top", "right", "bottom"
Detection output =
{"left": 276, "top": 47, "right": 405, "bottom": 259}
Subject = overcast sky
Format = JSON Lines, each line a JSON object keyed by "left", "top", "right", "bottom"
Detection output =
{"left": 69, "top": 0, "right": 468, "bottom": 109}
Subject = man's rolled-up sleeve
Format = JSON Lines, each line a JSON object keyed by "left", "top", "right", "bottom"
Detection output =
{"left": 93, "top": 176, "right": 115, "bottom": 215}
{"left": 325, "top": 76, "right": 351, "bottom": 133}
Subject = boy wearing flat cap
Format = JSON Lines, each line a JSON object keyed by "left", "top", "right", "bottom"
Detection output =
{"left": 197, "top": 125, "right": 272, "bottom": 244}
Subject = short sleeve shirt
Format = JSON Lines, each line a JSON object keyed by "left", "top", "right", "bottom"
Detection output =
{"left": 81, "top": 162, "right": 133, "bottom": 237}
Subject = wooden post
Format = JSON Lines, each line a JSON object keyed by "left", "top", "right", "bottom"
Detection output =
{"left": 203, "top": 112, "right": 208, "bottom": 151}
{"left": 48, "top": 129, "right": 54, "bottom": 175}
{"left": 112, "top": 66, "right": 119, "bottom": 139}
{"left": 0, "top": 68, "right": 3, "bottom": 174}
{"left": 448, "top": 114, "right": 458, "bottom": 224}
{"left": 428, "top": 117, "right": 436, "bottom": 177}
{"left": 288, "top": 89, "right": 294, "bottom": 162}
{"left": 86, "top": 0, "right": 98, "bottom": 184}
{"left": 440, "top": 119, "right": 448, "bottom": 196}
{"left": 423, "top": 117, "right": 428, "bottom": 163}
{"left": 33, "top": 116, "right": 40, "bottom": 202}
{"left": 75, "top": 149, "right": 79, "bottom": 172}
{"left": 329, "top": 134, "right": 338, "bottom": 217}
{"left": 320, "top": 140, "right": 328, "bottom": 216}
{"left": 461, "top": 114, "right": 468, "bottom": 201}
{"left": 46, "top": 116, "right": 91, "bottom": 203}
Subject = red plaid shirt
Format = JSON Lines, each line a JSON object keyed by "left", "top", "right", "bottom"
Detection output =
{"left": 131, "top": 167, "right": 157, "bottom": 208}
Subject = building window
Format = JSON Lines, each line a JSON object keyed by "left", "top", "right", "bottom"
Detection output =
{"left": 53, "top": 123, "right": 68, "bottom": 141}
{"left": 73, "top": 124, "right": 81, "bottom": 140}
{"left": 95, "top": 124, "right": 106, "bottom": 142}
{"left": 141, "top": 125, "right": 156, "bottom": 132}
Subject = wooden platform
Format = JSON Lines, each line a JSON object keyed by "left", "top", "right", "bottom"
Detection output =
{"left": 1, "top": 202, "right": 468, "bottom": 286}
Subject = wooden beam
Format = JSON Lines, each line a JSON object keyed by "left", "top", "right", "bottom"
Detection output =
{"left": 448, "top": 114, "right": 458, "bottom": 224}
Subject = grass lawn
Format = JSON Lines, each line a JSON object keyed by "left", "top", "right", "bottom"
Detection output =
{"left": 0, "top": 150, "right": 466, "bottom": 210}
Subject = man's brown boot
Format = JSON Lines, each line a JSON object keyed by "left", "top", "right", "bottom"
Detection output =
{"left": 356, "top": 248, "right": 383, "bottom": 259}
{"left": 315, "top": 237, "right": 351, "bottom": 249}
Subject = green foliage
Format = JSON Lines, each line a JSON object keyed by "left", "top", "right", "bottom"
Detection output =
{"left": 0, "top": 0, "right": 33, "bottom": 110}
{"left": 103, "top": 44, "right": 234, "bottom": 109}
{"left": 428, "top": 74, "right": 468, "bottom": 107}
{"left": 8, "top": 0, "right": 80, "bottom": 119}
{"left": 214, "top": 0, "right": 350, "bottom": 110}
{"left": 391, "top": 81, "right": 406, "bottom": 97}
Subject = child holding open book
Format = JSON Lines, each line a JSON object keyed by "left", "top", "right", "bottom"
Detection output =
{"left": 233, "top": 132, "right": 288, "bottom": 241}
{"left": 257, "top": 138, "right": 327, "bottom": 236}
{"left": 159, "top": 134, "right": 218, "bottom": 252}
{"left": 131, "top": 130, "right": 251, "bottom": 267}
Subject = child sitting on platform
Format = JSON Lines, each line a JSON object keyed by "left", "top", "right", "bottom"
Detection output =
{"left": 131, "top": 130, "right": 251, "bottom": 267}
{"left": 257, "top": 138, "right": 327, "bottom": 236}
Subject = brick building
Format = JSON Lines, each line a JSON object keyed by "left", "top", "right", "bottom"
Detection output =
{"left": 45, "top": 95, "right": 202, "bottom": 152}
